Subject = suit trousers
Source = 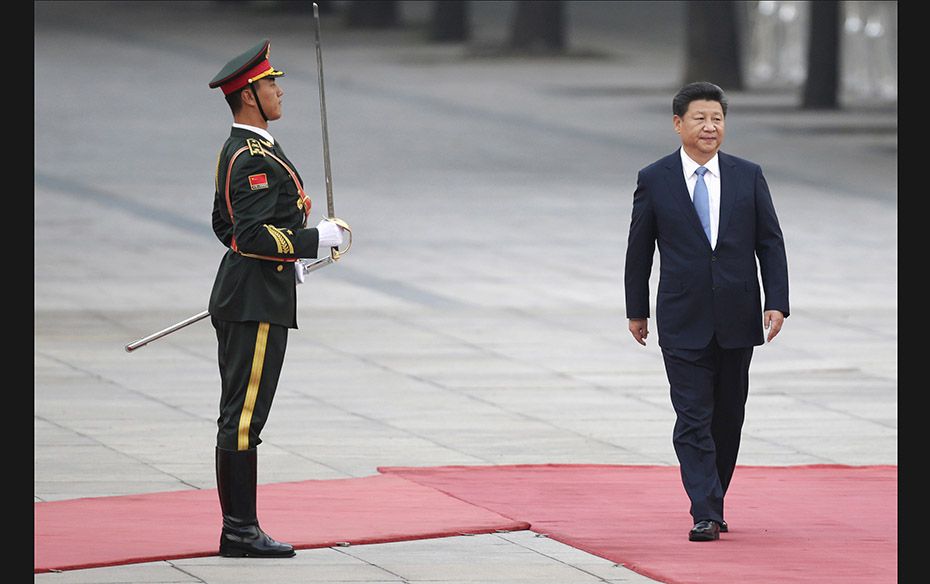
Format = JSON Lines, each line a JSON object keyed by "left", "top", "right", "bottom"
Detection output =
{"left": 661, "top": 336, "right": 753, "bottom": 523}
{"left": 213, "top": 317, "right": 288, "bottom": 451}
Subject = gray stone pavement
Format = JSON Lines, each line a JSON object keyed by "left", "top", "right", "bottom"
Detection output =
{"left": 35, "top": 1, "right": 896, "bottom": 582}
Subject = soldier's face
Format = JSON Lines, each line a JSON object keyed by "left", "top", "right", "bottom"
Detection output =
{"left": 255, "top": 78, "right": 284, "bottom": 120}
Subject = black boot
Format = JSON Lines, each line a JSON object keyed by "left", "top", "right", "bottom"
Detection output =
{"left": 215, "top": 447, "right": 295, "bottom": 558}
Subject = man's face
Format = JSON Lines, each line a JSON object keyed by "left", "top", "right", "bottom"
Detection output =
{"left": 674, "top": 99, "right": 725, "bottom": 162}
{"left": 254, "top": 77, "right": 284, "bottom": 121}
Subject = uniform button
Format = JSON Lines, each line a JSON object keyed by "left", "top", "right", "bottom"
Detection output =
{"left": 711, "top": 256, "right": 717, "bottom": 262}
{"left": 276, "top": 265, "right": 284, "bottom": 272}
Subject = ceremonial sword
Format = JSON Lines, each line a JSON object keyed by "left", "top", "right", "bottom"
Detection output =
{"left": 314, "top": 1, "right": 352, "bottom": 263}
{"left": 125, "top": 3, "right": 348, "bottom": 353}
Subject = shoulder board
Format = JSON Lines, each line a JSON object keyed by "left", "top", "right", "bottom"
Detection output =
{"left": 259, "top": 139, "right": 274, "bottom": 148}
{"left": 246, "top": 138, "right": 265, "bottom": 157}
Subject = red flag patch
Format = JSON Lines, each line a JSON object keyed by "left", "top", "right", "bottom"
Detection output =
{"left": 248, "top": 173, "right": 269, "bottom": 190}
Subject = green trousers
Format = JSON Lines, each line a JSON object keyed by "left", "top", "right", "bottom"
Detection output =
{"left": 212, "top": 317, "right": 288, "bottom": 451}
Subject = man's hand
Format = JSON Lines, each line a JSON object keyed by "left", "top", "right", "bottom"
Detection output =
{"left": 629, "top": 318, "right": 649, "bottom": 346}
{"left": 764, "top": 310, "right": 785, "bottom": 343}
{"left": 315, "top": 218, "right": 345, "bottom": 248}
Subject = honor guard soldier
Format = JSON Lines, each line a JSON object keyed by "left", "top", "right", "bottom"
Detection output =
{"left": 207, "top": 39, "right": 347, "bottom": 558}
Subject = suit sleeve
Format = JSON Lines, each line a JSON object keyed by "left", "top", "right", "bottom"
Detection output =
{"left": 227, "top": 154, "right": 319, "bottom": 259}
{"left": 753, "top": 166, "right": 790, "bottom": 318}
{"left": 624, "top": 171, "right": 657, "bottom": 319}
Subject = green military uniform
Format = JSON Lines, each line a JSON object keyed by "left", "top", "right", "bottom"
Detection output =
{"left": 210, "top": 129, "right": 318, "bottom": 330}
{"left": 207, "top": 39, "right": 315, "bottom": 558}
{"left": 209, "top": 126, "right": 318, "bottom": 451}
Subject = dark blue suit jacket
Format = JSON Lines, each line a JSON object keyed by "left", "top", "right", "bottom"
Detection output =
{"left": 624, "top": 150, "right": 789, "bottom": 349}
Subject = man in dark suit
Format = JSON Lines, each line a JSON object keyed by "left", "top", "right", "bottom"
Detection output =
{"left": 624, "top": 81, "right": 789, "bottom": 542}
{"left": 207, "top": 39, "right": 348, "bottom": 558}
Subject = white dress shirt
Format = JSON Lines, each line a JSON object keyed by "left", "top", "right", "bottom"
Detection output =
{"left": 680, "top": 148, "right": 721, "bottom": 249}
{"left": 233, "top": 122, "right": 275, "bottom": 145}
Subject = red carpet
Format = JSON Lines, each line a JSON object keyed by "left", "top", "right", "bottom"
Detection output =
{"left": 382, "top": 464, "right": 898, "bottom": 584}
{"left": 34, "top": 474, "right": 529, "bottom": 573}
{"left": 36, "top": 464, "right": 896, "bottom": 583}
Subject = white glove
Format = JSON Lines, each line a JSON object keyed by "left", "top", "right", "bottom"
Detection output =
{"left": 315, "top": 219, "right": 345, "bottom": 248}
{"left": 295, "top": 260, "right": 308, "bottom": 284}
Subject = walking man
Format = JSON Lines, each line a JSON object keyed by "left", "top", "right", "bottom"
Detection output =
{"left": 624, "top": 81, "right": 789, "bottom": 541}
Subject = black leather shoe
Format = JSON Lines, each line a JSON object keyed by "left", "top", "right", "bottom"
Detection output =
{"left": 220, "top": 524, "right": 295, "bottom": 558}
{"left": 719, "top": 520, "right": 728, "bottom": 532}
{"left": 688, "top": 520, "right": 720, "bottom": 541}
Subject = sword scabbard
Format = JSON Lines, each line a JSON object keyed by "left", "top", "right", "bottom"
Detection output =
{"left": 125, "top": 310, "right": 210, "bottom": 352}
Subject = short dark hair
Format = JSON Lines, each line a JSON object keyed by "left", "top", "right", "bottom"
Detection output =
{"left": 672, "top": 82, "right": 728, "bottom": 117}
{"left": 225, "top": 87, "right": 245, "bottom": 114}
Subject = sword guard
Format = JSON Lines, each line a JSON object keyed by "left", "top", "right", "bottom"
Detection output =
{"left": 325, "top": 217, "right": 352, "bottom": 260}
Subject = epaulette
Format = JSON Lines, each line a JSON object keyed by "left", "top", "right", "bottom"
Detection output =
{"left": 246, "top": 138, "right": 265, "bottom": 156}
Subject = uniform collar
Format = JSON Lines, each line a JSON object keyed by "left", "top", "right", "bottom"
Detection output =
{"left": 232, "top": 123, "right": 275, "bottom": 145}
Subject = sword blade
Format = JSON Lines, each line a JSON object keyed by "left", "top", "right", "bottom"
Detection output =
{"left": 313, "top": 3, "right": 337, "bottom": 223}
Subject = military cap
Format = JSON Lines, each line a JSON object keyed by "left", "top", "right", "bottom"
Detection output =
{"left": 209, "top": 39, "right": 285, "bottom": 95}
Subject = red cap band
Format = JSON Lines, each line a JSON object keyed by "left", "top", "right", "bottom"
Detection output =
{"left": 220, "top": 59, "right": 273, "bottom": 95}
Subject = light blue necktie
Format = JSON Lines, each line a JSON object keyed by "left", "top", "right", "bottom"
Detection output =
{"left": 693, "top": 166, "right": 711, "bottom": 243}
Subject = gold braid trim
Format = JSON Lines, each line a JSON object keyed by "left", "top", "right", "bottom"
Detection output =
{"left": 262, "top": 225, "right": 294, "bottom": 255}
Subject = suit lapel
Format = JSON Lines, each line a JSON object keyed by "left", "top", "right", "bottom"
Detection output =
{"left": 716, "top": 152, "right": 737, "bottom": 246}
{"left": 663, "top": 153, "right": 711, "bottom": 246}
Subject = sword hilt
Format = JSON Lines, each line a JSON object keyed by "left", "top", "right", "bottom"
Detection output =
{"left": 325, "top": 216, "right": 352, "bottom": 260}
